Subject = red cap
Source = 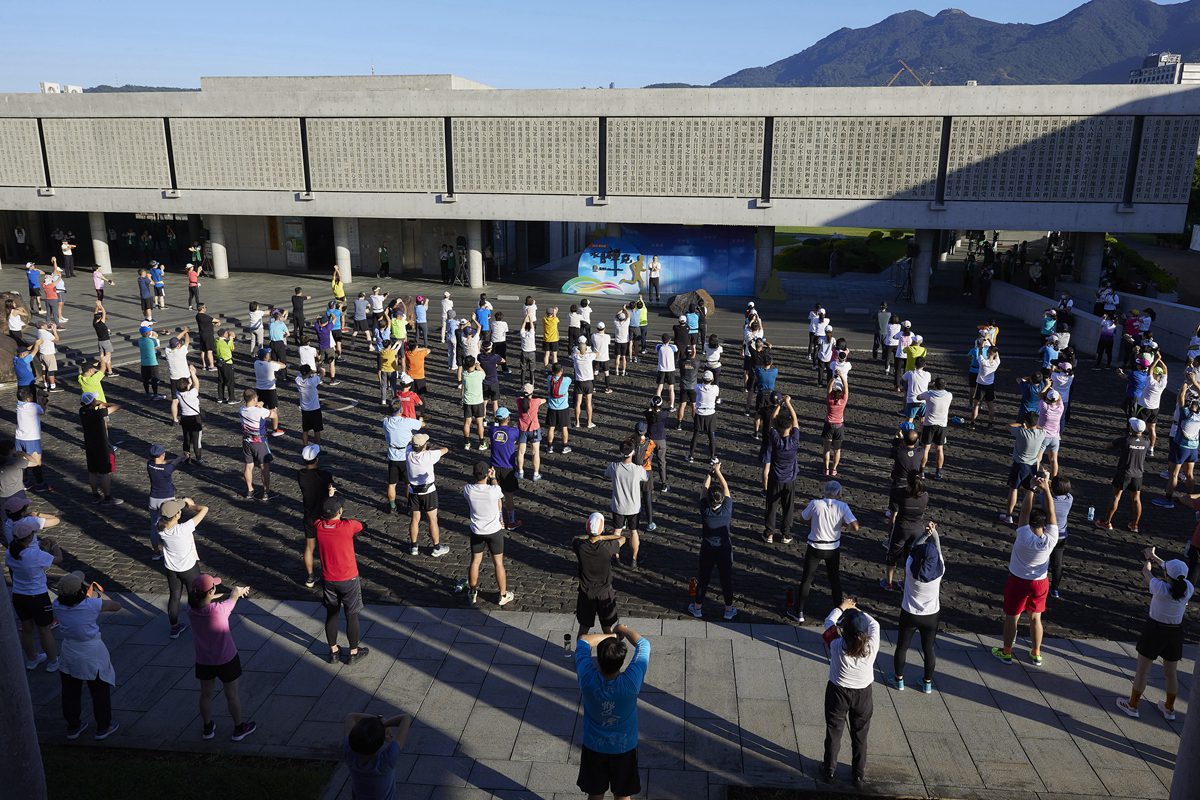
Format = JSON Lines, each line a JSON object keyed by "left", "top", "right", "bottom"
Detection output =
{"left": 191, "top": 573, "right": 222, "bottom": 594}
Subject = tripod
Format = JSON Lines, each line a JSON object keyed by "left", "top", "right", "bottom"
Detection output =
{"left": 453, "top": 245, "right": 470, "bottom": 287}
{"left": 893, "top": 258, "right": 913, "bottom": 303}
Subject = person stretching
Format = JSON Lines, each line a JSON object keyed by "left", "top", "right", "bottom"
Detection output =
{"left": 991, "top": 474, "right": 1058, "bottom": 666}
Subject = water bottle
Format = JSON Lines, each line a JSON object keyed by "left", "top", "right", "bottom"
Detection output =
{"left": 1086, "top": 506, "right": 1095, "bottom": 522}
{"left": 562, "top": 633, "right": 573, "bottom": 658}
{"left": 453, "top": 578, "right": 469, "bottom": 593}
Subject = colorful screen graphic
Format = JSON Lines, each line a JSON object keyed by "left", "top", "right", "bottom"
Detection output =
{"left": 563, "top": 224, "right": 755, "bottom": 297}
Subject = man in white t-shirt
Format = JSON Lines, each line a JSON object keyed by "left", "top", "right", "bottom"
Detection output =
{"left": 788, "top": 481, "right": 860, "bottom": 624}
{"left": 253, "top": 348, "right": 288, "bottom": 414}
{"left": 296, "top": 365, "right": 323, "bottom": 447}
{"left": 918, "top": 378, "right": 953, "bottom": 478}
{"left": 902, "top": 358, "right": 931, "bottom": 423}
{"left": 687, "top": 370, "right": 720, "bottom": 463}
{"left": 591, "top": 322, "right": 612, "bottom": 394}
{"left": 971, "top": 348, "right": 1000, "bottom": 427}
{"left": 1136, "top": 360, "right": 1169, "bottom": 457}
{"left": 406, "top": 433, "right": 450, "bottom": 558}
{"left": 613, "top": 311, "right": 631, "bottom": 377}
{"left": 518, "top": 318, "right": 538, "bottom": 386}
{"left": 655, "top": 335, "right": 678, "bottom": 410}
{"left": 239, "top": 389, "right": 278, "bottom": 501}
{"left": 462, "top": 461, "right": 514, "bottom": 606}
{"left": 165, "top": 331, "right": 192, "bottom": 382}
{"left": 573, "top": 338, "right": 597, "bottom": 429}
{"left": 992, "top": 475, "right": 1059, "bottom": 666}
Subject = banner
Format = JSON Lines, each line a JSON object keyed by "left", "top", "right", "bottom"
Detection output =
{"left": 563, "top": 224, "right": 755, "bottom": 297}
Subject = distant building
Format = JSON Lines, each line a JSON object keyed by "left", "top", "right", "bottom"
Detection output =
{"left": 1129, "top": 52, "right": 1200, "bottom": 85}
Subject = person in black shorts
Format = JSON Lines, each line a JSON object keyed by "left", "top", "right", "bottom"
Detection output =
{"left": 1096, "top": 417, "right": 1149, "bottom": 533}
{"left": 573, "top": 512, "right": 625, "bottom": 637}
{"left": 187, "top": 575, "right": 257, "bottom": 742}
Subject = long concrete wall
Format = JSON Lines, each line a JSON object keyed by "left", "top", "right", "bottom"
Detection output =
{"left": 0, "top": 81, "right": 1197, "bottom": 232}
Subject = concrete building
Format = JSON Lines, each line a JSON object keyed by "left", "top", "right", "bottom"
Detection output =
{"left": 1129, "top": 52, "right": 1200, "bottom": 85}
{"left": 0, "top": 75, "right": 1198, "bottom": 302}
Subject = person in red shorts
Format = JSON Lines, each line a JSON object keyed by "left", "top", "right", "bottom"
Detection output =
{"left": 992, "top": 473, "right": 1059, "bottom": 666}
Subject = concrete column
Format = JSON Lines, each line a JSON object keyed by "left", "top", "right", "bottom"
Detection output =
{"left": 0, "top": 582, "right": 48, "bottom": 799}
{"left": 1080, "top": 231, "right": 1106, "bottom": 286}
{"left": 88, "top": 211, "right": 111, "bottom": 275}
{"left": 467, "top": 220, "right": 484, "bottom": 289}
{"left": 209, "top": 214, "right": 229, "bottom": 280}
{"left": 1172, "top": 655, "right": 1200, "bottom": 799}
{"left": 334, "top": 217, "right": 353, "bottom": 286}
{"left": 913, "top": 229, "right": 936, "bottom": 304}
{"left": 754, "top": 226, "right": 774, "bottom": 292}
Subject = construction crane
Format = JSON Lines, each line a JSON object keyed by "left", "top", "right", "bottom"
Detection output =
{"left": 885, "top": 59, "right": 932, "bottom": 87}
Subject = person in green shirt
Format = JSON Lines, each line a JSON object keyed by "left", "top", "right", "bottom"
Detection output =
{"left": 461, "top": 356, "right": 487, "bottom": 451}
{"left": 214, "top": 328, "right": 236, "bottom": 404}
{"left": 77, "top": 363, "right": 107, "bottom": 404}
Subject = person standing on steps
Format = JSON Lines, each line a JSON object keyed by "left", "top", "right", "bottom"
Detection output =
{"left": 573, "top": 512, "right": 625, "bottom": 638}
{"left": 689, "top": 460, "right": 737, "bottom": 621}
{"left": 316, "top": 497, "right": 370, "bottom": 665}
{"left": 575, "top": 623, "right": 651, "bottom": 800}
{"left": 1115, "top": 547, "right": 1194, "bottom": 721}
{"left": 822, "top": 597, "right": 879, "bottom": 788}
{"left": 991, "top": 474, "right": 1059, "bottom": 667}
{"left": 787, "top": 481, "right": 860, "bottom": 624}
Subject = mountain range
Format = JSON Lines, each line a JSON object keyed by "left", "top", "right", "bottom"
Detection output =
{"left": 650, "top": 0, "right": 1200, "bottom": 88}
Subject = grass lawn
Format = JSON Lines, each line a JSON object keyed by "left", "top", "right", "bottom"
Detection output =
{"left": 777, "top": 226, "right": 913, "bottom": 238}
{"left": 774, "top": 236, "right": 908, "bottom": 273}
{"left": 40, "top": 745, "right": 335, "bottom": 800}
{"left": 729, "top": 788, "right": 922, "bottom": 800}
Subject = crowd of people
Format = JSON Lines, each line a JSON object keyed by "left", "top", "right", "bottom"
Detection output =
{"left": 3, "top": 256, "right": 1196, "bottom": 797}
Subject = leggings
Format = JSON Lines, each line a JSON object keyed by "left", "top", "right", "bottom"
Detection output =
{"left": 893, "top": 356, "right": 904, "bottom": 388}
{"left": 141, "top": 365, "right": 160, "bottom": 395}
{"left": 796, "top": 546, "right": 843, "bottom": 617}
{"left": 188, "top": 286, "right": 201, "bottom": 307}
{"left": 697, "top": 542, "right": 733, "bottom": 606}
{"left": 652, "top": 438, "right": 668, "bottom": 485}
{"left": 1095, "top": 339, "right": 1113, "bottom": 367}
{"left": 1049, "top": 538, "right": 1067, "bottom": 592}
{"left": 217, "top": 362, "right": 235, "bottom": 402}
{"left": 61, "top": 673, "right": 113, "bottom": 730}
{"left": 325, "top": 605, "right": 362, "bottom": 649}
{"left": 894, "top": 609, "right": 939, "bottom": 683}
{"left": 640, "top": 472, "right": 655, "bottom": 528}
{"left": 415, "top": 322, "right": 428, "bottom": 347}
{"left": 166, "top": 564, "right": 202, "bottom": 626}
{"left": 180, "top": 419, "right": 203, "bottom": 460}
{"left": 689, "top": 415, "right": 717, "bottom": 461}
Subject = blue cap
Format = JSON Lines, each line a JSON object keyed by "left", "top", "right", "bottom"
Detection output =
{"left": 899, "top": 421, "right": 916, "bottom": 432}
{"left": 495, "top": 407, "right": 510, "bottom": 419}
{"left": 840, "top": 609, "right": 871, "bottom": 635}
{"left": 257, "top": 347, "right": 271, "bottom": 358}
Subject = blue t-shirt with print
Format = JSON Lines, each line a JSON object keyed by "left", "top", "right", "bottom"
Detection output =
{"left": 755, "top": 366, "right": 778, "bottom": 391}
{"left": 489, "top": 424, "right": 518, "bottom": 469}
{"left": 474, "top": 306, "right": 492, "bottom": 332}
{"left": 26, "top": 270, "right": 40, "bottom": 289}
{"left": 575, "top": 638, "right": 651, "bottom": 754}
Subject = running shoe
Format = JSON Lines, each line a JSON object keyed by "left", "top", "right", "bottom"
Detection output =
{"left": 1152, "top": 498, "right": 1176, "bottom": 509}
{"left": 1115, "top": 697, "right": 1140, "bottom": 718}
{"left": 468, "top": 589, "right": 479, "bottom": 605}
{"left": 990, "top": 646, "right": 1013, "bottom": 664}
{"left": 784, "top": 608, "right": 804, "bottom": 624}
{"left": 304, "top": 574, "right": 317, "bottom": 589}
{"left": 561, "top": 446, "right": 572, "bottom": 454}
{"left": 887, "top": 672, "right": 905, "bottom": 691}
{"left": 1157, "top": 700, "right": 1176, "bottom": 721}
{"left": 409, "top": 545, "right": 419, "bottom": 556}
{"left": 688, "top": 603, "right": 703, "bottom": 619}
{"left": 498, "top": 591, "right": 515, "bottom": 606}
{"left": 231, "top": 721, "right": 257, "bottom": 741}
{"left": 25, "top": 652, "right": 47, "bottom": 670}
{"left": 347, "top": 647, "right": 371, "bottom": 665}
{"left": 202, "top": 721, "right": 216, "bottom": 740}
{"left": 169, "top": 623, "right": 188, "bottom": 639}
{"left": 431, "top": 544, "right": 450, "bottom": 557}
{"left": 45, "top": 658, "right": 60, "bottom": 673}
{"left": 998, "top": 513, "right": 1014, "bottom": 525}
{"left": 921, "top": 680, "right": 934, "bottom": 694}
{"left": 646, "top": 522, "right": 657, "bottom": 532}
{"left": 94, "top": 722, "right": 120, "bottom": 740}
{"left": 532, "top": 472, "right": 542, "bottom": 481}
{"left": 723, "top": 607, "right": 738, "bottom": 621}
{"left": 1029, "top": 651, "right": 1043, "bottom": 666}
{"left": 66, "top": 722, "right": 88, "bottom": 741}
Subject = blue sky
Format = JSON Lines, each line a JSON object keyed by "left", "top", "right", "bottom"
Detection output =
{"left": 4, "top": 1, "right": 1188, "bottom": 91}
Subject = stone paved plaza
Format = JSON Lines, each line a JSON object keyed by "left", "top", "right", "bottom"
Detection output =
{"left": 4, "top": 264, "right": 1195, "bottom": 797}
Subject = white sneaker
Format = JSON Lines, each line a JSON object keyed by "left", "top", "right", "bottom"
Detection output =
{"left": 25, "top": 652, "right": 47, "bottom": 670}
{"left": 468, "top": 589, "right": 479, "bottom": 605}
{"left": 1158, "top": 700, "right": 1177, "bottom": 721}
{"left": 1115, "top": 697, "right": 1140, "bottom": 718}
{"left": 587, "top": 423, "right": 596, "bottom": 429}
{"left": 723, "top": 607, "right": 738, "bottom": 621}
{"left": 687, "top": 603, "right": 703, "bottom": 618}
{"left": 431, "top": 544, "right": 450, "bottom": 557}
{"left": 45, "top": 658, "right": 60, "bottom": 673}
{"left": 498, "top": 591, "right": 515, "bottom": 606}
{"left": 409, "top": 545, "right": 419, "bottom": 556}
{"left": 533, "top": 472, "right": 542, "bottom": 481}
{"left": 517, "top": 470, "right": 524, "bottom": 480}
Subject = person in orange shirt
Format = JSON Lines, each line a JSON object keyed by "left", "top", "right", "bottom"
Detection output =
{"left": 405, "top": 344, "right": 430, "bottom": 397}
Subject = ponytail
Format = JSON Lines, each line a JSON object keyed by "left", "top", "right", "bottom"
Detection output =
{"left": 1169, "top": 575, "right": 1189, "bottom": 601}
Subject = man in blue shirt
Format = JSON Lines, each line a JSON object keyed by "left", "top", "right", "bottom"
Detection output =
{"left": 325, "top": 301, "right": 345, "bottom": 357}
{"left": 413, "top": 296, "right": 429, "bottom": 348}
{"left": 149, "top": 262, "right": 166, "bottom": 309}
{"left": 137, "top": 269, "right": 155, "bottom": 322}
{"left": 575, "top": 623, "right": 651, "bottom": 800}
{"left": 342, "top": 712, "right": 413, "bottom": 800}
{"left": 269, "top": 311, "right": 290, "bottom": 375}
{"left": 25, "top": 264, "right": 44, "bottom": 315}
{"left": 12, "top": 342, "right": 39, "bottom": 389}
{"left": 474, "top": 301, "right": 492, "bottom": 344}
{"left": 383, "top": 401, "right": 422, "bottom": 515}
{"left": 546, "top": 364, "right": 573, "bottom": 454}
{"left": 489, "top": 407, "right": 521, "bottom": 529}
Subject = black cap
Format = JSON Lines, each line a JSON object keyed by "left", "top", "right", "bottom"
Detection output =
{"left": 322, "top": 496, "right": 344, "bottom": 518}
{"left": 473, "top": 461, "right": 491, "bottom": 481}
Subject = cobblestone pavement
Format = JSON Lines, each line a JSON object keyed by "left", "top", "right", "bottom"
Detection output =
{"left": 2, "top": 267, "right": 1194, "bottom": 642}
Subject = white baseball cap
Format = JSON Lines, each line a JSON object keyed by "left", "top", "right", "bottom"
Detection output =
{"left": 1129, "top": 417, "right": 1146, "bottom": 433}
{"left": 302, "top": 444, "right": 321, "bottom": 460}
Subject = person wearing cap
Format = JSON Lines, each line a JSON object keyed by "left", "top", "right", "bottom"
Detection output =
{"left": 149, "top": 260, "right": 166, "bottom": 308}
{"left": 516, "top": 383, "right": 544, "bottom": 481}
{"left": 315, "top": 496, "right": 371, "bottom": 664}
{"left": 676, "top": 345, "right": 699, "bottom": 431}
{"left": 297, "top": 443, "right": 337, "bottom": 587}
{"left": 7, "top": 514, "right": 63, "bottom": 672}
{"left": 1050, "top": 359, "right": 1075, "bottom": 428}
{"left": 891, "top": 321, "right": 913, "bottom": 392}
{"left": 170, "top": 364, "right": 205, "bottom": 462}
{"left": 654, "top": 333, "right": 678, "bottom": 412}
{"left": 406, "top": 433, "right": 450, "bottom": 557}
{"left": 383, "top": 397, "right": 423, "bottom": 514}
{"left": 574, "top": 512, "right": 626, "bottom": 636}
{"left": 1037, "top": 336, "right": 1059, "bottom": 380}
{"left": 613, "top": 307, "right": 631, "bottom": 376}
{"left": 1095, "top": 416, "right": 1150, "bottom": 532}
{"left": 762, "top": 394, "right": 800, "bottom": 544}
{"left": 591, "top": 321, "right": 613, "bottom": 395}
{"left": 999, "top": 412, "right": 1044, "bottom": 525}
{"left": 545, "top": 363, "right": 573, "bottom": 454}
{"left": 807, "top": 303, "right": 824, "bottom": 362}
{"left": 14, "top": 386, "right": 49, "bottom": 493}
{"left": 541, "top": 306, "right": 560, "bottom": 367}
{"left": 410, "top": 294, "right": 429, "bottom": 348}
{"left": 313, "top": 311, "right": 340, "bottom": 385}
{"left": 53, "top": 571, "right": 123, "bottom": 740}
{"left": 992, "top": 473, "right": 1059, "bottom": 666}
{"left": 489, "top": 408, "right": 522, "bottom": 530}
{"left": 518, "top": 314, "right": 539, "bottom": 386}
{"left": 814, "top": 324, "right": 836, "bottom": 383}
{"left": 394, "top": 373, "right": 423, "bottom": 419}
{"left": 188, "top": 574, "right": 258, "bottom": 741}
{"left": 823, "top": 373, "right": 850, "bottom": 478}
{"left": 25, "top": 262, "right": 45, "bottom": 315}
{"left": 889, "top": 522, "right": 944, "bottom": 693}
{"left": 157, "top": 496, "right": 209, "bottom": 638}
{"left": 573, "top": 337, "right": 598, "bottom": 429}
{"left": 1116, "top": 354, "right": 1150, "bottom": 419}
{"left": 608, "top": 435, "right": 647, "bottom": 568}
{"left": 479, "top": 340, "right": 505, "bottom": 420}
{"left": 686, "top": 369, "right": 719, "bottom": 463}
{"left": 79, "top": 392, "right": 123, "bottom": 506}
{"left": 3, "top": 494, "right": 57, "bottom": 547}
{"left": 377, "top": 336, "right": 401, "bottom": 404}
{"left": 147, "top": 444, "right": 188, "bottom": 558}
{"left": 1134, "top": 352, "right": 1168, "bottom": 457}
{"left": 747, "top": 345, "right": 776, "bottom": 421}
{"left": 240, "top": 388, "right": 280, "bottom": 500}
{"left": 163, "top": 328, "right": 192, "bottom": 382}
{"left": 34, "top": 320, "right": 61, "bottom": 393}
{"left": 691, "top": 460, "right": 737, "bottom": 620}
{"left": 1035, "top": 385, "right": 1064, "bottom": 478}
{"left": 76, "top": 357, "right": 107, "bottom": 405}
{"left": 439, "top": 288, "right": 454, "bottom": 339}
{"left": 1117, "top": 547, "right": 1196, "bottom": 721}
{"left": 463, "top": 461, "right": 515, "bottom": 606}
{"left": 821, "top": 596, "right": 880, "bottom": 786}
{"left": 686, "top": 305, "right": 700, "bottom": 347}
{"left": 643, "top": 396, "right": 671, "bottom": 492}
{"left": 632, "top": 421, "right": 659, "bottom": 533}
{"left": 789, "top": 481, "right": 860, "bottom": 624}
{"left": 1156, "top": 378, "right": 1200, "bottom": 509}
{"left": 672, "top": 314, "right": 690, "bottom": 359}
{"left": 969, "top": 345, "right": 1000, "bottom": 428}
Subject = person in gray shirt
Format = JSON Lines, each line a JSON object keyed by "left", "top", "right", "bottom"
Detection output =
{"left": 1001, "top": 412, "right": 1045, "bottom": 525}
{"left": 606, "top": 435, "right": 647, "bottom": 569}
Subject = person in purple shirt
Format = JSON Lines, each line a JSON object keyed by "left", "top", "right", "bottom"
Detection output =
{"left": 575, "top": 623, "right": 651, "bottom": 800}
{"left": 489, "top": 407, "right": 521, "bottom": 529}
{"left": 478, "top": 343, "right": 504, "bottom": 420}
{"left": 187, "top": 573, "right": 257, "bottom": 742}
{"left": 313, "top": 314, "right": 341, "bottom": 385}
{"left": 762, "top": 395, "right": 800, "bottom": 544}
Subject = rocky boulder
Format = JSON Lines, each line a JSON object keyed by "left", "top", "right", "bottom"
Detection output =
{"left": 667, "top": 289, "right": 714, "bottom": 319}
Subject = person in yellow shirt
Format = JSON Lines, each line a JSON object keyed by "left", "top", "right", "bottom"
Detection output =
{"left": 904, "top": 335, "right": 928, "bottom": 373}
{"left": 542, "top": 307, "right": 560, "bottom": 367}
{"left": 378, "top": 340, "right": 401, "bottom": 406}
{"left": 331, "top": 265, "right": 346, "bottom": 308}
{"left": 78, "top": 363, "right": 107, "bottom": 404}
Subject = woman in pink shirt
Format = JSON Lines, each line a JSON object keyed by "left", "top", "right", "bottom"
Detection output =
{"left": 516, "top": 383, "right": 544, "bottom": 481}
{"left": 92, "top": 267, "right": 115, "bottom": 302}
{"left": 187, "top": 573, "right": 257, "bottom": 742}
